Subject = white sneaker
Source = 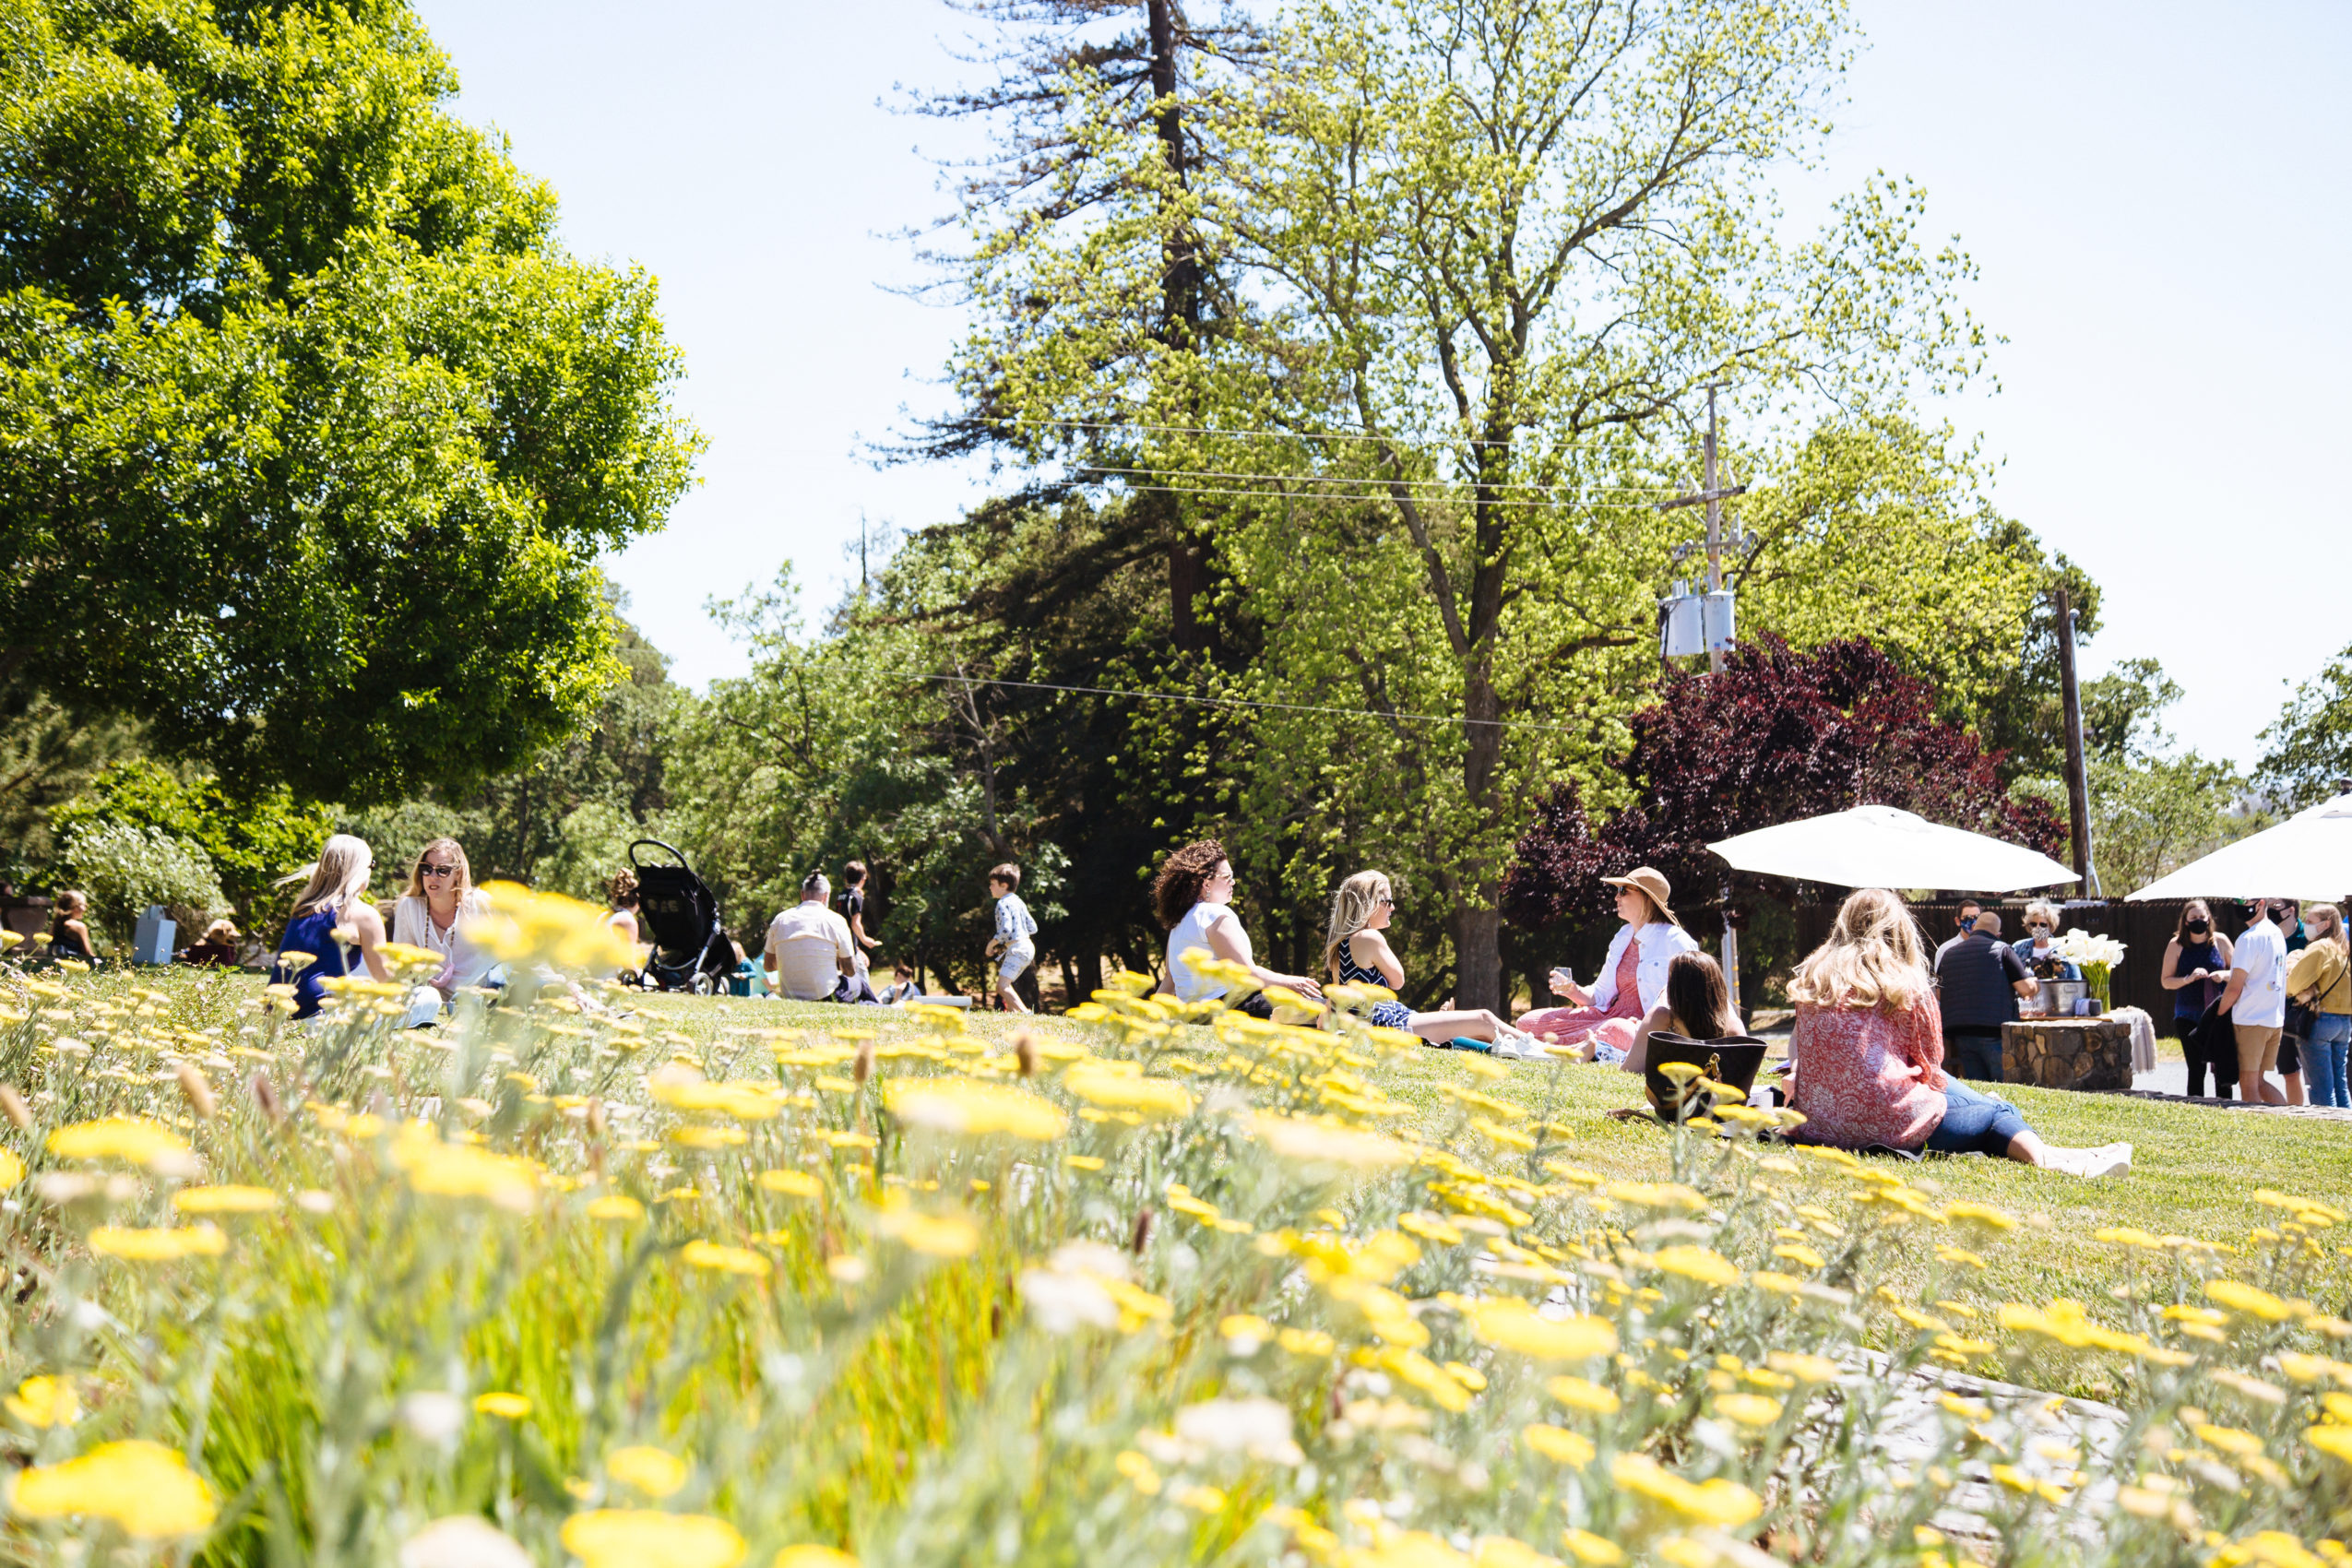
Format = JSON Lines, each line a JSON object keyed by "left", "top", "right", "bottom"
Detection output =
{"left": 2080, "top": 1143, "right": 2132, "bottom": 1179}
{"left": 1489, "top": 1029, "right": 1541, "bottom": 1061}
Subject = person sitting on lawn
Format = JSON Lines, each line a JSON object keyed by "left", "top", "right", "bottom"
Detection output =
{"left": 1323, "top": 871, "right": 1542, "bottom": 1056}
{"left": 1620, "top": 951, "right": 1746, "bottom": 1077}
{"left": 1515, "top": 867, "right": 1698, "bottom": 1062}
{"left": 1787, "top": 887, "right": 2130, "bottom": 1177}
{"left": 46, "top": 890, "right": 97, "bottom": 961}
{"left": 1155, "top": 839, "right": 1323, "bottom": 1018}
{"left": 876, "top": 958, "right": 923, "bottom": 1004}
{"left": 273, "top": 835, "right": 397, "bottom": 1020}
{"left": 765, "top": 872, "right": 860, "bottom": 1003}
{"left": 390, "top": 837, "right": 496, "bottom": 1025}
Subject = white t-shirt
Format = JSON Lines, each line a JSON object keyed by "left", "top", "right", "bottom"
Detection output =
{"left": 1167, "top": 900, "right": 1250, "bottom": 1002}
{"left": 766, "top": 900, "right": 854, "bottom": 1002}
{"left": 2231, "top": 918, "right": 2287, "bottom": 1027}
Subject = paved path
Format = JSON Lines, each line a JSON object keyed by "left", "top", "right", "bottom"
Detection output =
{"left": 2128, "top": 1061, "right": 2352, "bottom": 1122}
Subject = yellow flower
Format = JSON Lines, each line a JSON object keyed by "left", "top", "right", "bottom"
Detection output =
{"left": 681, "top": 1241, "right": 771, "bottom": 1277}
{"left": 474, "top": 1392, "right": 531, "bottom": 1420}
{"left": 172, "top": 1184, "right": 279, "bottom": 1215}
{"left": 1714, "top": 1393, "right": 1784, "bottom": 1428}
{"left": 757, "top": 1170, "right": 825, "bottom": 1199}
{"left": 608, "top": 1445, "right": 690, "bottom": 1498}
{"left": 0, "top": 1148, "right": 21, "bottom": 1190}
{"left": 2207, "top": 1279, "right": 2297, "bottom": 1323}
{"left": 12, "top": 1440, "right": 218, "bottom": 1537}
{"left": 1609, "top": 1454, "right": 1764, "bottom": 1526}
{"left": 1606, "top": 1181, "right": 1705, "bottom": 1212}
{"left": 390, "top": 1131, "right": 540, "bottom": 1210}
{"left": 2308, "top": 1424, "right": 2352, "bottom": 1463}
{"left": 1397, "top": 1211, "right": 1465, "bottom": 1246}
{"left": 1463, "top": 1298, "right": 1618, "bottom": 1360}
{"left": 1249, "top": 1111, "right": 1411, "bottom": 1168}
{"left": 669, "top": 1126, "right": 748, "bottom": 1150}
{"left": 1560, "top": 1528, "right": 1625, "bottom": 1566}
{"left": 774, "top": 1549, "right": 860, "bottom": 1568}
{"left": 1063, "top": 1064, "right": 1194, "bottom": 1120}
{"left": 1652, "top": 1246, "right": 1741, "bottom": 1288}
{"left": 873, "top": 1208, "right": 980, "bottom": 1258}
{"left": 649, "top": 1081, "right": 783, "bottom": 1122}
{"left": 885, "top": 1077, "right": 1068, "bottom": 1141}
{"left": 1771, "top": 1243, "right": 1825, "bottom": 1270}
{"left": 6, "top": 1376, "right": 78, "bottom": 1428}
{"left": 89, "top": 1224, "right": 228, "bottom": 1261}
{"left": 1522, "top": 1424, "right": 1596, "bottom": 1467}
{"left": 47, "top": 1116, "right": 191, "bottom": 1170}
{"left": 588, "top": 1195, "right": 647, "bottom": 1222}
{"left": 560, "top": 1510, "right": 746, "bottom": 1568}
{"left": 1942, "top": 1201, "right": 2016, "bottom": 1231}
{"left": 1544, "top": 1375, "right": 1621, "bottom": 1416}
{"left": 469, "top": 883, "right": 637, "bottom": 972}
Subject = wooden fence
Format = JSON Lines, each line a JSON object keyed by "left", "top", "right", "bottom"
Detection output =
{"left": 1791, "top": 897, "right": 2266, "bottom": 1031}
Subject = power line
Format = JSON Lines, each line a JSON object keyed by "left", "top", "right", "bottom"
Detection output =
{"left": 1069, "top": 480, "right": 1667, "bottom": 511}
{"left": 986, "top": 413, "right": 1695, "bottom": 457}
{"left": 1079, "top": 464, "right": 1683, "bottom": 496}
{"left": 911, "top": 670, "right": 1589, "bottom": 734}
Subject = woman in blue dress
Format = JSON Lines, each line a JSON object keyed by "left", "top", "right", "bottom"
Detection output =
{"left": 272, "top": 834, "right": 396, "bottom": 1019}
{"left": 1324, "top": 871, "right": 1540, "bottom": 1057}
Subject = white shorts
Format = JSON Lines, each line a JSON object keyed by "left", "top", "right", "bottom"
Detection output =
{"left": 998, "top": 944, "right": 1035, "bottom": 983}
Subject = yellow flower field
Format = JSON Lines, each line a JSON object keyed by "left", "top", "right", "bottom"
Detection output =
{"left": 0, "top": 911, "right": 2348, "bottom": 1567}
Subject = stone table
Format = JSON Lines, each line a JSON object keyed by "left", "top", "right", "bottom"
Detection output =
{"left": 2002, "top": 1016, "right": 2132, "bottom": 1092}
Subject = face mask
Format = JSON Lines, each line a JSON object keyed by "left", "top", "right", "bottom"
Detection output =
{"left": 2186, "top": 920, "right": 2211, "bottom": 935}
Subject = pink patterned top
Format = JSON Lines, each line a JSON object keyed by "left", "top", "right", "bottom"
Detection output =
{"left": 1788, "top": 994, "right": 1948, "bottom": 1151}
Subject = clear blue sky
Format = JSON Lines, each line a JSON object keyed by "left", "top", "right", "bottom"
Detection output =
{"left": 414, "top": 0, "right": 2350, "bottom": 771}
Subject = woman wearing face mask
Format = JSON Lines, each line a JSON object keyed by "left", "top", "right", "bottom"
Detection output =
{"left": 2008, "top": 900, "right": 2082, "bottom": 985}
{"left": 2161, "top": 899, "right": 2235, "bottom": 1099}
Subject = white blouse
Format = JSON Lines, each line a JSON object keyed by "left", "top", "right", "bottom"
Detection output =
{"left": 392, "top": 891, "right": 494, "bottom": 992}
{"left": 1590, "top": 921, "right": 1701, "bottom": 1014}
{"left": 1167, "top": 901, "right": 1250, "bottom": 1002}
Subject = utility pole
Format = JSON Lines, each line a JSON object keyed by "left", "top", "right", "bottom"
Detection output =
{"left": 2053, "top": 585, "right": 2097, "bottom": 896}
{"left": 1656, "top": 384, "right": 1752, "bottom": 1013}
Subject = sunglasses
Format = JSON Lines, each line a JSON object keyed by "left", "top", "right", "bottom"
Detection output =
{"left": 420, "top": 863, "right": 458, "bottom": 879}
{"left": 1377, "top": 896, "right": 1395, "bottom": 906}
{"left": 2026, "top": 922, "right": 2051, "bottom": 932}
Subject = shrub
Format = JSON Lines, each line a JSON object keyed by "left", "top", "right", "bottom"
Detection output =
{"left": 55, "top": 819, "right": 226, "bottom": 945}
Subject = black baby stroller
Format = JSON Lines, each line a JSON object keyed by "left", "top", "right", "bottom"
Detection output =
{"left": 623, "top": 840, "right": 735, "bottom": 994}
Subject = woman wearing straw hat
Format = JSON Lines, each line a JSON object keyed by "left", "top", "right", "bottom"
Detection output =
{"left": 1515, "top": 866, "right": 1699, "bottom": 1062}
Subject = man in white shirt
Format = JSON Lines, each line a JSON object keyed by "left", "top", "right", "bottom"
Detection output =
{"left": 2217, "top": 897, "right": 2290, "bottom": 1104}
{"left": 764, "top": 873, "right": 857, "bottom": 1003}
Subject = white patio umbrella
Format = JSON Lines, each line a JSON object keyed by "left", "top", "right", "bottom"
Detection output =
{"left": 2123, "top": 792, "right": 2352, "bottom": 902}
{"left": 1705, "top": 803, "right": 2079, "bottom": 892}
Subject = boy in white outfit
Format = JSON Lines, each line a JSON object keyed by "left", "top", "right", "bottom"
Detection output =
{"left": 985, "top": 862, "right": 1037, "bottom": 1014}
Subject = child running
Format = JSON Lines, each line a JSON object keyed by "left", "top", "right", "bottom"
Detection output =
{"left": 984, "top": 862, "right": 1038, "bottom": 1013}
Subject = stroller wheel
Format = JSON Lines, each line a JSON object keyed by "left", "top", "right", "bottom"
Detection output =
{"left": 690, "top": 971, "right": 719, "bottom": 997}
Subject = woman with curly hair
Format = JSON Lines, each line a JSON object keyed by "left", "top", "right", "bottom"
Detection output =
{"left": 1153, "top": 839, "right": 1322, "bottom": 1018}
{"left": 1788, "top": 887, "right": 2128, "bottom": 1176}
{"left": 1323, "top": 870, "right": 1541, "bottom": 1055}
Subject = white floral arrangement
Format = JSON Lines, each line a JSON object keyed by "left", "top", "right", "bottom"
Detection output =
{"left": 2050, "top": 928, "right": 2127, "bottom": 969}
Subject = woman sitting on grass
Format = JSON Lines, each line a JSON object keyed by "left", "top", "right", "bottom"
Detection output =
{"left": 1323, "top": 871, "right": 1542, "bottom": 1056}
{"left": 1515, "top": 867, "right": 1698, "bottom": 1062}
{"left": 1620, "top": 951, "right": 1745, "bottom": 1076}
{"left": 46, "top": 890, "right": 97, "bottom": 961}
{"left": 273, "top": 834, "right": 396, "bottom": 1020}
{"left": 1787, "top": 887, "right": 2131, "bottom": 1178}
{"left": 1155, "top": 839, "right": 1323, "bottom": 1019}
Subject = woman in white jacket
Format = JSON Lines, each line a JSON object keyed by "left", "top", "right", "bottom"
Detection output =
{"left": 1515, "top": 867, "right": 1699, "bottom": 1062}
{"left": 389, "top": 837, "right": 494, "bottom": 1026}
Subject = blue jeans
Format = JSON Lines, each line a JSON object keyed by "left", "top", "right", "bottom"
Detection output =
{"left": 1944, "top": 1029, "right": 2004, "bottom": 1083}
{"left": 2306, "top": 1015, "right": 2352, "bottom": 1109}
{"left": 1924, "top": 1077, "right": 2032, "bottom": 1158}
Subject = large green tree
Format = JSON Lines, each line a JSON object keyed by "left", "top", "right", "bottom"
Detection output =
{"left": 951, "top": 0, "right": 1997, "bottom": 1007}
{"left": 0, "top": 0, "right": 698, "bottom": 802}
{"left": 2263, "top": 644, "right": 2352, "bottom": 810}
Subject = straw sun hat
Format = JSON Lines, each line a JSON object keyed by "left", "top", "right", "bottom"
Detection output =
{"left": 1600, "top": 866, "right": 1675, "bottom": 921}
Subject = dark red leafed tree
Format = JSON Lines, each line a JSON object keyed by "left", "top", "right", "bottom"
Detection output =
{"left": 1503, "top": 636, "right": 2067, "bottom": 932}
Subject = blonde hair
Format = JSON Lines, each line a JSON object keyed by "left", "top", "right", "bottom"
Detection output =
{"left": 402, "top": 837, "right": 472, "bottom": 901}
{"left": 2306, "top": 903, "right": 2347, "bottom": 951}
{"left": 1787, "top": 888, "right": 1930, "bottom": 1013}
{"left": 2023, "top": 899, "right": 2060, "bottom": 930}
{"left": 1324, "top": 871, "right": 1392, "bottom": 980}
{"left": 280, "top": 834, "right": 374, "bottom": 920}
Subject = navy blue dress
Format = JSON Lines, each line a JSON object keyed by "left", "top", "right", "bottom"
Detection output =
{"left": 1336, "top": 941, "right": 1414, "bottom": 1030}
{"left": 275, "top": 907, "right": 359, "bottom": 1019}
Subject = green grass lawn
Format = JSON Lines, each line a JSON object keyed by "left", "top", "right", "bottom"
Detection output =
{"left": 621, "top": 991, "right": 2351, "bottom": 1363}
